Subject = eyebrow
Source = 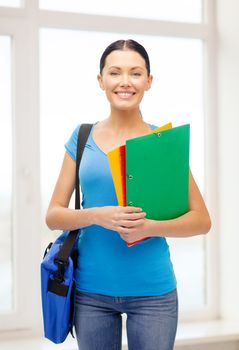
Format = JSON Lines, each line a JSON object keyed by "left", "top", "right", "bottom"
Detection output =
{"left": 108, "top": 66, "right": 145, "bottom": 70}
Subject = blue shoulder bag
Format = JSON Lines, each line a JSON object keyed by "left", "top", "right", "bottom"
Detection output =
{"left": 41, "top": 124, "right": 93, "bottom": 344}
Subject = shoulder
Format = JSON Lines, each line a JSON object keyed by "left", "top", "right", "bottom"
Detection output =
{"left": 64, "top": 124, "right": 81, "bottom": 161}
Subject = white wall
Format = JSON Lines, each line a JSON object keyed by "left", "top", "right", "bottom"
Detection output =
{"left": 217, "top": 0, "right": 239, "bottom": 320}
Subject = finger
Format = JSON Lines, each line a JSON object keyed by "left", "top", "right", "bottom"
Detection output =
{"left": 119, "top": 219, "right": 145, "bottom": 228}
{"left": 118, "top": 222, "right": 145, "bottom": 234}
{"left": 123, "top": 212, "right": 146, "bottom": 220}
{"left": 117, "top": 228, "right": 130, "bottom": 236}
{"left": 118, "top": 231, "right": 137, "bottom": 244}
{"left": 124, "top": 206, "right": 143, "bottom": 213}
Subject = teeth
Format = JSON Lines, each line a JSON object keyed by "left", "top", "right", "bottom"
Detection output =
{"left": 117, "top": 92, "right": 133, "bottom": 97}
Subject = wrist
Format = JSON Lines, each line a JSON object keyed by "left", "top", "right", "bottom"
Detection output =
{"left": 147, "top": 219, "right": 161, "bottom": 237}
{"left": 86, "top": 207, "right": 100, "bottom": 226}
{"left": 75, "top": 207, "right": 99, "bottom": 227}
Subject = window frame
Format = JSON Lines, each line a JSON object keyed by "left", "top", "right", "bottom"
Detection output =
{"left": 0, "top": 0, "right": 218, "bottom": 334}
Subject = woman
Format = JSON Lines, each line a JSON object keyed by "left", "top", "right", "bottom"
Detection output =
{"left": 46, "top": 39, "right": 211, "bottom": 350}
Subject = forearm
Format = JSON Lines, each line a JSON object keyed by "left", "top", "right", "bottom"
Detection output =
{"left": 46, "top": 206, "right": 98, "bottom": 231}
{"left": 148, "top": 210, "right": 211, "bottom": 238}
{"left": 46, "top": 204, "right": 146, "bottom": 233}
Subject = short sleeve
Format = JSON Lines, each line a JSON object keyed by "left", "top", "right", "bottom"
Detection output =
{"left": 64, "top": 125, "right": 81, "bottom": 161}
{"left": 150, "top": 124, "right": 158, "bottom": 130}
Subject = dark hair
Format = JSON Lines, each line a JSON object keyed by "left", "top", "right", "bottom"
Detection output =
{"left": 99, "top": 39, "right": 151, "bottom": 76}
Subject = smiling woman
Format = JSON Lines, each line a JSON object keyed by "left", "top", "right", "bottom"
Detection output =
{"left": 45, "top": 38, "right": 211, "bottom": 350}
{"left": 40, "top": 27, "right": 208, "bottom": 318}
{"left": 97, "top": 49, "right": 152, "bottom": 114}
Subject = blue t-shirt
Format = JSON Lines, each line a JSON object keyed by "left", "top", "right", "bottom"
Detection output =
{"left": 65, "top": 123, "right": 176, "bottom": 296}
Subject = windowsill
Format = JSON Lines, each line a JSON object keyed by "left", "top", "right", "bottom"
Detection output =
{"left": 175, "top": 319, "right": 239, "bottom": 346}
{"left": 1, "top": 320, "right": 239, "bottom": 349}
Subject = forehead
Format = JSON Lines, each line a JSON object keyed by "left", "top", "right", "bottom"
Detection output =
{"left": 104, "top": 50, "right": 146, "bottom": 69}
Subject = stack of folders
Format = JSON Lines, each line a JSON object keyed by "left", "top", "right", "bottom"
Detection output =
{"left": 107, "top": 123, "right": 190, "bottom": 247}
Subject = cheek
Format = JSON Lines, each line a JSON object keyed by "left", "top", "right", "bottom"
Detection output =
{"left": 102, "top": 76, "right": 119, "bottom": 89}
{"left": 132, "top": 79, "right": 149, "bottom": 90}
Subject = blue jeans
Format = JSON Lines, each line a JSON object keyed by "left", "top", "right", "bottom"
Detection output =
{"left": 74, "top": 289, "right": 178, "bottom": 350}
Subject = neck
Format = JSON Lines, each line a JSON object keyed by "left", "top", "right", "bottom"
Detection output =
{"left": 107, "top": 108, "right": 144, "bottom": 131}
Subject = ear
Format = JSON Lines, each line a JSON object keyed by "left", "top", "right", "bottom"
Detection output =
{"left": 145, "top": 74, "right": 153, "bottom": 91}
{"left": 97, "top": 74, "right": 105, "bottom": 90}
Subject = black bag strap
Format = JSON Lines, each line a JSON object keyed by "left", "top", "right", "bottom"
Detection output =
{"left": 75, "top": 124, "right": 93, "bottom": 209}
{"left": 54, "top": 124, "right": 93, "bottom": 267}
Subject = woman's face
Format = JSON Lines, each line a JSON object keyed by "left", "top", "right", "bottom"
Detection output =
{"left": 98, "top": 49, "right": 152, "bottom": 111}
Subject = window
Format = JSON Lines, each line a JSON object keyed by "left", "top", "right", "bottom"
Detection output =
{"left": 0, "top": 35, "right": 13, "bottom": 313}
{"left": 39, "top": 0, "right": 202, "bottom": 23}
{"left": 0, "top": 0, "right": 216, "bottom": 334}
{"left": 0, "top": 0, "right": 22, "bottom": 7}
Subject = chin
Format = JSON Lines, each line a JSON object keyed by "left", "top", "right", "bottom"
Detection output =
{"left": 112, "top": 101, "right": 139, "bottom": 111}
{"left": 114, "top": 105, "right": 137, "bottom": 112}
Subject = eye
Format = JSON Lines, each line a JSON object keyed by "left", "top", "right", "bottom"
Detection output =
{"left": 132, "top": 72, "right": 142, "bottom": 77}
{"left": 110, "top": 72, "right": 119, "bottom": 76}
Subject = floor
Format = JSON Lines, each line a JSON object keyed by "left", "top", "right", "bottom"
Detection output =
{"left": 0, "top": 337, "right": 76, "bottom": 350}
{"left": 1, "top": 320, "right": 239, "bottom": 350}
{"left": 1, "top": 337, "right": 239, "bottom": 350}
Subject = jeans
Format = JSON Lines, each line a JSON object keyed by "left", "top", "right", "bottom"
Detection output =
{"left": 74, "top": 289, "right": 178, "bottom": 350}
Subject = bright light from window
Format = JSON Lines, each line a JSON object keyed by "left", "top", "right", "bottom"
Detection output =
{"left": 40, "top": 29, "right": 205, "bottom": 312}
{"left": 40, "top": 0, "right": 202, "bottom": 23}
{"left": 0, "top": 0, "right": 22, "bottom": 7}
{"left": 0, "top": 36, "right": 13, "bottom": 312}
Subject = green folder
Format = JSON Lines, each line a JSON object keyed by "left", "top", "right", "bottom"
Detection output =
{"left": 125, "top": 124, "right": 190, "bottom": 220}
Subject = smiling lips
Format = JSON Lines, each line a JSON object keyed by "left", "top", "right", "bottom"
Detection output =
{"left": 115, "top": 91, "right": 135, "bottom": 99}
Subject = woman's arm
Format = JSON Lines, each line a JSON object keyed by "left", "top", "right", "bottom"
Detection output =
{"left": 118, "top": 170, "right": 212, "bottom": 243}
{"left": 46, "top": 152, "right": 146, "bottom": 231}
{"left": 150, "top": 170, "right": 211, "bottom": 237}
{"left": 45, "top": 153, "right": 96, "bottom": 230}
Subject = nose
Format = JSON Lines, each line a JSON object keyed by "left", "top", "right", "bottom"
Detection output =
{"left": 120, "top": 73, "right": 131, "bottom": 87}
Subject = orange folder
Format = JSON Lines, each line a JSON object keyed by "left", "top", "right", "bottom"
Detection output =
{"left": 108, "top": 145, "right": 126, "bottom": 206}
{"left": 108, "top": 122, "right": 172, "bottom": 246}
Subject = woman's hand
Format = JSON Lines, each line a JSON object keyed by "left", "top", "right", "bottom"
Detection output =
{"left": 93, "top": 206, "right": 147, "bottom": 237}
{"left": 117, "top": 218, "right": 154, "bottom": 243}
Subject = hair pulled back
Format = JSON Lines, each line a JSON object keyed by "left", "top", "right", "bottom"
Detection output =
{"left": 99, "top": 39, "right": 151, "bottom": 76}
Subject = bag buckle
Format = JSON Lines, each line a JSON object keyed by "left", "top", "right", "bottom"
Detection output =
{"left": 54, "top": 258, "right": 67, "bottom": 283}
